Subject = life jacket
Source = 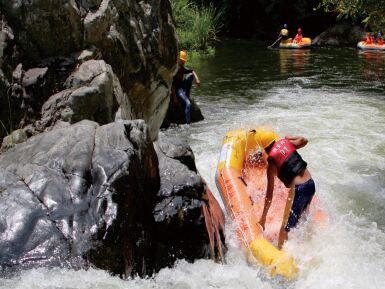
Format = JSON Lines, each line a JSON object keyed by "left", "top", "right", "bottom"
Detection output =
{"left": 294, "top": 34, "right": 303, "bottom": 43}
{"left": 268, "top": 139, "right": 307, "bottom": 187}
{"left": 377, "top": 38, "right": 384, "bottom": 45}
{"left": 173, "top": 64, "right": 193, "bottom": 89}
{"left": 365, "top": 36, "right": 374, "bottom": 44}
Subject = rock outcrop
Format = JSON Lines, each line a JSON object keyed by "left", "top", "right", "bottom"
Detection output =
{"left": 153, "top": 132, "right": 225, "bottom": 270}
{"left": 36, "top": 60, "right": 120, "bottom": 131}
{"left": 0, "top": 121, "right": 225, "bottom": 277}
{"left": 0, "top": 0, "right": 225, "bottom": 278}
{"left": 0, "top": 120, "right": 159, "bottom": 276}
{"left": 0, "top": 0, "right": 178, "bottom": 142}
{"left": 312, "top": 22, "right": 366, "bottom": 46}
{"left": 162, "top": 96, "right": 204, "bottom": 127}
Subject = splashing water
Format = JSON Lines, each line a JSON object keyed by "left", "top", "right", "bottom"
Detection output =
{"left": 2, "top": 42, "right": 385, "bottom": 289}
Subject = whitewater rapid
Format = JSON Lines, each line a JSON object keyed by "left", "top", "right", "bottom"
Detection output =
{"left": 2, "top": 45, "right": 385, "bottom": 289}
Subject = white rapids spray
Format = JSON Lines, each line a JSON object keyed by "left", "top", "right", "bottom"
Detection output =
{"left": 2, "top": 46, "right": 385, "bottom": 289}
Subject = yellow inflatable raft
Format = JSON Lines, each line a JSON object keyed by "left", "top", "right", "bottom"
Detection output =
{"left": 280, "top": 37, "right": 311, "bottom": 49}
{"left": 216, "top": 129, "right": 326, "bottom": 279}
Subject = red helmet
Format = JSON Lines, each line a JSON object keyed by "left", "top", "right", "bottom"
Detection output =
{"left": 298, "top": 28, "right": 302, "bottom": 33}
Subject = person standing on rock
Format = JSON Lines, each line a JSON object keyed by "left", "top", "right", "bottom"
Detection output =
{"left": 255, "top": 128, "right": 315, "bottom": 249}
{"left": 172, "top": 51, "right": 201, "bottom": 124}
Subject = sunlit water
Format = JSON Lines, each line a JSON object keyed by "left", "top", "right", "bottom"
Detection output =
{"left": 2, "top": 41, "right": 385, "bottom": 289}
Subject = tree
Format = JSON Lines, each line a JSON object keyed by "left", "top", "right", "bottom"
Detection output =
{"left": 321, "top": 0, "right": 385, "bottom": 31}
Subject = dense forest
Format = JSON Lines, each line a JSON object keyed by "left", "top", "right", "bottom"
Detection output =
{"left": 192, "top": 0, "right": 334, "bottom": 38}
{"left": 173, "top": 0, "right": 384, "bottom": 50}
{"left": 320, "top": 0, "right": 385, "bottom": 31}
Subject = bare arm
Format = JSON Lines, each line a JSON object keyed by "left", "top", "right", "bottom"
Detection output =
{"left": 285, "top": 135, "right": 308, "bottom": 149}
{"left": 259, "top": 163, "right": 275, "bottom": 230}
{"left": 192, "top": 70, "right": 200, "bottom": 86}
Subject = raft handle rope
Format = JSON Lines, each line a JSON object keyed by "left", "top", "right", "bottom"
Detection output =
{"left": 238, "top": 176, "right": 248, "bottom": 187}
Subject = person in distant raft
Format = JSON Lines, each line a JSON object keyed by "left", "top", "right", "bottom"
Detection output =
{"left": 279, "top": 24, "right": 290, "bottom": 44}
{"left": 293, "top": 28, "right": 303, "bottom": 43}
{"left": 255, "top": 128, "right": 315, "bottom": 248}
{"left": 365, "top": 32, "right": 375, "bottom": 44}
{"left": 172, "top": 51, "right": 201, "bottom": 124}
{"left": 376, "top": 32, "right": 384, "bottom": 45}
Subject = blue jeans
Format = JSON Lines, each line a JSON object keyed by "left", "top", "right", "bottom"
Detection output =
{"left": 285, "top": 178, "right": 315, "bottom": 231}
{"left": 176, "top": 88, "right": 191, "bottom": 124}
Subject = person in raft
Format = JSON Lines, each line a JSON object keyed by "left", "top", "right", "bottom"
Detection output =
{"left": 172, "top": 50, "right": 201, "bottom": 124}
{"left": 279, "top": 24, "right": 290, "bottom": 44}
{"left": 365, "top": 32, "right": 375, "bottom": 44}
{"left": 293, "top": 28, "right": 303, "bottom": 43}
{"left": 376, "top": 32, "right": 384, "bottom": 45}
{"left": 255, "top": 128, "right": 315, "bottom": 248}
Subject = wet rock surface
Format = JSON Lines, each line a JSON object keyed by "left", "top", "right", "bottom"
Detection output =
{"left": 0, "top": 120, "right": 160, "bottom": 276}
{"left": 162, "top": 96, "right": 204, "bottom": 128}
{"left": 0, "top": 0, "right": 178, "bottom": 142}
{"left": 152, "top": 133, "right": 222, "bottom": 271}
{"left": 156, "top": 132, "right": 197, "bottom": 172}
{"left": 312, "top": 22, "right": 366, "bottom": 46}
{"left": 0, "top": 123, "right": 225, "bottom": 277}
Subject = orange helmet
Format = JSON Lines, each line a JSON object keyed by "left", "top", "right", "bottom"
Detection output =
{"left": 254, "top": 128, "right": 280, "bottom": 149}
{"left": 179, "top": 50, "right": 187, "bottom": 63}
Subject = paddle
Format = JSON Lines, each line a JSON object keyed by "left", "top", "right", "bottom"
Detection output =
{"left": 268, "top": 36, "right": 282, "bottom": 49}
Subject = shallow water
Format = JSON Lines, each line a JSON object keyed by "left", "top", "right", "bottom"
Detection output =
{"left": 2, "top": 40, "right": 385, "bottom": 289}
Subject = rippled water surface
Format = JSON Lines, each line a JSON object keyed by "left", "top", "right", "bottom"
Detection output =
{"left": 2, "top": 41, "right": 385, "bottom": 289}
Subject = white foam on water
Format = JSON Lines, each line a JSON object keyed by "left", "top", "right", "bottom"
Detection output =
{"left": 188, "top": 83, "right": 385, "bottom": 289}
{"left": 2, "top": 77, "right": 385, "bottom": 288}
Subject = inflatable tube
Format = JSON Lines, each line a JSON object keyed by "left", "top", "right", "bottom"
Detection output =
{"left": 357, "top": 41, "right": 385, "bottom": 50}
{"left": 216, "top": 129, "right": 326, "bottom": 279}
{"left": 279, "top": 37, "right": 311, "bottom": 49}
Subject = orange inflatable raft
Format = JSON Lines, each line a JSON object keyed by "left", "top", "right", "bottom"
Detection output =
{"left": 215, "top": 129, "right": 326, "bottom": 279}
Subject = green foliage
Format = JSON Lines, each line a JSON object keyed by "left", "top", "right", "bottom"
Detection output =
{"left": 320, "top": 0, "right": 385, "bottom": 31}
{"left": 171, "top": 0, "right": 222, "bottom": 51}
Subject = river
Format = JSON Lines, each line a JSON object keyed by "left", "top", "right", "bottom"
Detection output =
{"left": 2, "top": 40, "right": 385, "bottom": 289}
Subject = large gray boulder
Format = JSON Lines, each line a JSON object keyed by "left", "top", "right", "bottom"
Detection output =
{"left": 0, "top": 119, "right": 160, "bottom": 276}
{"left": 0, "top": 121, "right": 226, "bottom": 277}
{"left": 0, "top": 0, "right": 178, "bottom": 142}
{"left": 162, "top": 96, "right": 204, "bottom": 128}
{"left": 36, "top": 60, "right": 121, "bottom": 131}
{"left": 312, "top": 22, "right": 366, "bottom": 46}
{"left": 0, "top": 1, "right": 83, "bottom": 60}
{"left": 152, "top": 133, "right": 223, "bottom": 270}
